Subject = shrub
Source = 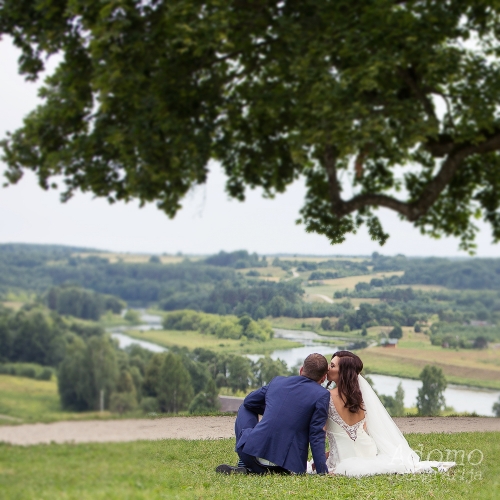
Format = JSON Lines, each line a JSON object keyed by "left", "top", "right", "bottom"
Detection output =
{"left": 124, "top": 309, "right": 141, "bottom": 323}
{"left": 20, "top": 367, "right": 36, "bottom": 378}
{"left": 320, "top": 318, "right": 332, "bottom": 331}
{"left": 140, "top": 397, "right": 159, "bottom": 413}
{"left": 37, "top": 368, "right": 53, "bottom": 381}
{"left": 354, "top": 282, "right": 370, "bottom": 292}
{"left": 110, "top": 392, "right": 138, "bottom": 414}
{"left": 473, "top": 336, "right": 488, "bottom": 349}
{"left": 188, "top": 379, "right": 220, "bottom": 414}
{"left": 493, "top": 397, "right": 500, "bottom": 417}
{"left": 389, "top": 325, "right": 403, "bottom": 339}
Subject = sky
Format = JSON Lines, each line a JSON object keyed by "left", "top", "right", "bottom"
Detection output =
{"left": 0, "top": 37, "right": 498, "bottom": 257}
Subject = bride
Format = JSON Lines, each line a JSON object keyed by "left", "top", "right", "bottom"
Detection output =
{"left": 310, "top": 351, "right": 455, "bottom": 476}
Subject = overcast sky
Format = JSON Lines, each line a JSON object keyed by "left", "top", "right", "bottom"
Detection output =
{"left": 0, "top": 37, "right": 498, "bottom": 257}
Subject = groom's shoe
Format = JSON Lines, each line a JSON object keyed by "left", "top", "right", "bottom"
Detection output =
{"left": 215, "top": 464, "right": 248, "bottom": 475}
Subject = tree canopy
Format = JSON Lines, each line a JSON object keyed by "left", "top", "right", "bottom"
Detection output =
{"left": 2, "top": 1, "right": 500, "bottom": 250}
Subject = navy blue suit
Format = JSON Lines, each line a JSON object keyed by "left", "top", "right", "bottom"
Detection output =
{"left": 235, "top": 375, "right": 330, "bottom": 474}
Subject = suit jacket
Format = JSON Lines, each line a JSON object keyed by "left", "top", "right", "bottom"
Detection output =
{"left": 236, "top": 375, "right": 330, "bottom": 474}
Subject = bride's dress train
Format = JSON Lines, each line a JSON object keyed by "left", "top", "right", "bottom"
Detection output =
{"left": 310, "top": 376, "right": 456, "bottom": 477}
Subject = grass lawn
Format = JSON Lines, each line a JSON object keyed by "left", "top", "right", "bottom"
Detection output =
{"left": 125, "top": 329, "right": 301, "bottom": 354}
{"left": 0, "top": 433, "right": 497, "bottom": 499}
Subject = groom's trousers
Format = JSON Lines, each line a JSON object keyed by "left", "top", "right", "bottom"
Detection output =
{"left": 234, "top": 405, "right": 290, "bottom": 475}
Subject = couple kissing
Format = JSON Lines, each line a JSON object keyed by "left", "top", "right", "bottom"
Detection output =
{"left": 216, "top": 351, "right": 455, "bottom": 477}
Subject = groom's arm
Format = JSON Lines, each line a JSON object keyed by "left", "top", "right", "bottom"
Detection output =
{"left": 243, "top": 384, "right": 268, "bottom": 415}
{"left": 309, "top": 392, "right": 330, "bottom": 474}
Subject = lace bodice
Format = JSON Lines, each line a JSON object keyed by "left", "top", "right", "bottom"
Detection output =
{"left": 328, "top": 399, "right": 365, "bottom": 441}
{"left": 326, "top": 398, "right": 373, "bottom": 472}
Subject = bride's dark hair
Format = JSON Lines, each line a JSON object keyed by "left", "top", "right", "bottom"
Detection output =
{"left": 331, "top": 351, "right": 365, "bottom": 414}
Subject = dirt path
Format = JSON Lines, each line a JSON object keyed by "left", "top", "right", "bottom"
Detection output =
{"left": 0, "top": 416, "right": 498, "bottom": 446}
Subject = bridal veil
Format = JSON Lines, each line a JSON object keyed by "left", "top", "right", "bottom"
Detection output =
{"left": 332, "top": 375, "right": 455, "bottom": 477}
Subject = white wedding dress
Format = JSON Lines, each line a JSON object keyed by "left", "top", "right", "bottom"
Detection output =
{"left": 310, "top": 376, "right": 456, "bottom": 477}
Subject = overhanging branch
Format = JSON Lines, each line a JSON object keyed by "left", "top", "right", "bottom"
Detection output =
{"left": 325, "top": 131, "right": 500, "bottom": 222}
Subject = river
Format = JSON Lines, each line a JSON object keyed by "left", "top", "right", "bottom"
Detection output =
{"left": 108, "top": 310, "right": 165, "bottom": 352}
{"left": 110, "top": 315, "right": 500, "bottom": 417}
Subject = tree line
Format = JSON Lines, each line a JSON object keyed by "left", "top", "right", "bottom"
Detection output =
{"left": 46, "top": 285, "right": 125, "bottom": 320}
{"left": 0, "top": 300, "right": 293, "bottom": 414}
{"left": 0, "top": 303, "right": 103, "bottom": 367}
{"left": 4, "top": 246, "right": 500, "bottom": 317}
{"left": 335, "top": 285, "right": 500, "bottom": 347}
{"left": 0, "top": 299, "right": 462, "bottom": 417}
{"left": 162, "top": 310, "right": 274, "bottom": 342}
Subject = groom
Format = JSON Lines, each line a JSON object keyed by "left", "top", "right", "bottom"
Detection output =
{"left": 216, "top": 353, "right": 330, "bottom": 475}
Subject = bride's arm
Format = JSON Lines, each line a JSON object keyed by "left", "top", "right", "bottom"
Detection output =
{"left": 363, "top": 411, "right": 370, "bottom": 434}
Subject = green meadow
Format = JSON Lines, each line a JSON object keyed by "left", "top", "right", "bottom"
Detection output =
{"left": 124, "top": 328, "right": 301, "bottom": 354}
{"left": 0, "top": 375, "right": 120, "bottom": 425}
{"left": 0, "top": 433, "right": 497, "bottom": 499}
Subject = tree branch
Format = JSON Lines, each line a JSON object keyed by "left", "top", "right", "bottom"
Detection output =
{"left": 424, "top": 134, "right": 455, "bottom": 157}
{"left": 324, "top": 145, "right": 342, "bottom": 212}
{"left": 408, "top": 130, "right": 500, "bottom": 220}
{"left": 326, "top": 131, "right": 500, "bottom": 221}
{"left": 397, "top": 66, "right": 437, "bottom": 122}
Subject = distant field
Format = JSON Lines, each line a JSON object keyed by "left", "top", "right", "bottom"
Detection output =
{"left": 0, "top": 375, "right": 114, "bottom": 425}
{"left": 125, "top": 329, "right": 301, "bottom": 354}
{"left": 302, "top": 271, "right": 405, "bottom": 300}
{"left": 304, "top": 292, "right": 334, "bottom": 303}
{"left": 72, "top": 252, "right": 204, "bottom": 264}
{"left": 350, "top": 298, "right": 382, "bottom": 307}
{"left": 393, "top": 284, "right": 448, "bottom": 291}
{"left": 270, "top": 317, "right": 324, "bottom": 330}
{"left": 322, "top": 271, "right": 405, "bottom": 288}
{"left": 235, "top": 266, "right": 289, "bottom": 280}
{"left": 0, "top": 301, "right": 24, "bottom": 310}
{"left": 301, "top": 295, "right": 382, "bottom": 306}
{"left": 278, "top": 256, "right": 369, "bottom": 263}
{"left": 359, "top": 331, "right": 500, "bottom": 390}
